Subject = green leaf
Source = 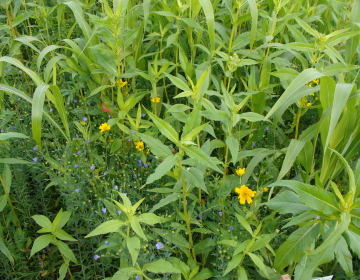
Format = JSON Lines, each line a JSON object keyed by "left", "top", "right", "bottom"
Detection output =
{"left": 0, "top": 238, "right": 14, "bottom": 264}
{"left": 0, "top": 158, "right": 33, "bottom": 164}
{"left": 163, "top": 73, "right": 191, "bottom": 92}
{"left": 58, "top": 263, "right": 68, "bottom": 280}
{"left": 226, "top": 136, "right": 239, "bottom": 164}
{"left": 137, "top": 213, "right": 164, "bottom": 225}
{"left": 32, "top": 84, "right": 50, "bottom": 147}
{"left": 12, "top": 11, "right": 33, "bottom": 27}
{"left": 235, "top": 213, "right": 253, "bottom": 236}
{"left": 245, "top": 0, "right": 258, "bottom": 50}
{"left": 335, "top": 236, "right": 353, "bottom": 276}
{"left": 32, "top": 215, "right": 53, "bottom": 230}
{"left": 250, "top": 234, "right": 277, "bottom": 252}
{"left": 343, "top": 229, "right": 360, "bottom": 259}
{"left": 3, "top": 164, "right": 11, "bottom": 193}
{"left": 54, "top": 229, "right": 77, "bottom": 242}
{"left": 126, "top": 236, "right": 140, "bottom": 266}
{"left": 247, "top": 252, "right": 269, "bottom": 277}
{"left": 0, "top": 195, "right": 8, "bottom": 212}
{"left": 146, "top": 155, "right": 179, "bottom": 185}
{"left": 183, "top": 146, "right": 222, "bottom": 173}
{"left": 193, "top": 238, "right": 216, "bottom": 255}
{"left": 278, "top": 139, "right": 306, "bottom": 180}
{"left": 129, "top": 216, "right": 147, "bottom": 240}
{"left": 199, "top": 0, "right": 215, "bottom": 51}
{"left": 239, "top": 112, "right": 266, "bottom": 122}
{"left": 143, "top": 259, "right": 181, "bottom": 274}
{"left": 0, "top": 132, "right": 28, "bottom": 141}
{"left": 85, "top": 220, "right": 126, "bottom": 238}
{"left": 56, "top": 240, "right": 78, "bottom": 264}
{"left": 145, "top": 108, "right": 179, "bottom": 145}
{"left": 274, "top": 223, "right": 321, "bottom": 272}
{"left": 223, "top": 253, "right": 244, "bottom": 276}
{"left": 263, "top": 191, "right": 311, "bottom": 214}
{"left": 136, "top": 132, "right": 172, "bottom": 159}
{"left": 193, "top": 268, "right": 214, "bottom": 280}
{"left": 180, "top": 18, "right": 204, "bottom": 31}
{"left": 87, "top": 85, "right": 112, "bottom": 98}
{"left": 237, "top": 266, "right": 248, "bottom": 280}
{"left": 30, "top": 234, "right": 54, "bottom": 257}
{"left": 181, "top": 168, "right": 208, "bottom": 194}
{"left": 112, "top": 267, "right": 140, "bottom": 280}
{"left": 150, "top": 193, "right": 179, "bottom": 213}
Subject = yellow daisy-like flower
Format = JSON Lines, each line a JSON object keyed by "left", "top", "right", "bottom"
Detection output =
{"left": 94, "top": 169, "right": 99, "bottom": 174}
{"left": 117, "top": 79, "right": 127, "bottom": 88}
{"left": 110, "top": 139, "right": 114, "bottom": 143}
{"left": 235, "top": 185, "right": 256, "bottom": 204}
{"left": 99, "top": 123, "right": 110, "bottom": 133}
{"left": 310, "top": 93, "right": 315, "bottom": 96}
{"left": 264, "top": 187, "right": 269, "bottom": 192}
{"left": 81, "top": 121, "right": 86, "bottom": 125}
{"left": 136, "top": 141, "right": 144, "bottom": 151}
{"left": 305, "top": 102, "right": 311, "bottom": 106}
{"left": 235, "top": 167, "right": 245, "bottom": 176}
{"left": 256, "top": 3, "right": 260, "bottom": 7}
{"left": 151, "top": 96, "right": 160, "bottom": 103}
{"left": 312, "top": 79, "right": 319, "bottom": 85}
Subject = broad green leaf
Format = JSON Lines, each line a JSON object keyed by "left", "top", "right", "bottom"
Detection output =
{"left": 226, "top": 136, "right": 239, "bottom": 164}
{"left": 277, "top": 139, "right": 306, "bottom": 180}
{"left": 193, "top": 238, "right": 216, "bottom": 254}
{"left": 137, "top": 213, "right": 164, "bottom": 225}
{"left": 224, "top": 254, "right": 244, "bottom": 276}
{"left": 247, "top": 253, "right": 268, "bottom": 277}
{"left": 183, "top": 146, "right": 222, "bottom": 173}
{"left": 54, "top": 229, "right": 77, "bottom": 242}
{"left": 58, "top": 263, "right": 67, "bottom": 280}
{"left": 274, "top": 223, "right": 321, "bottom": 272}
{"left": 146, "top": 155, "right": 179, "bottom": 185}
{"left": 56, "top": 240, "right": 78, "bottom": 264}
{"left": 135, "top": 132, "right": 172, "bottom": 159}
{"left": 163, "top": 73, "right": 191, "bottom": 92}
{"left": 85, "top": 220, "right": 125, "bottom": 238}
{"left": 239, "top": 112, "right": 266, "bottom": 122}
{"left": 32, "top": 215, "right": 53, "bottom": 230}
{"left": 30, "top": 234, "right": 54, "bottom": 257}
{"left": 193, "top": 268, "right": 214, "bottom": 280}
{"left": 52, "top": 208, "right": 63, "bottom": 232}
{"left": 235, "top": 213, "right": 253, "bottom": 236}
{"left": 112, "top": 267, "right": 140, "bottom": 280}
{"left": 343, "top": 229, "right": 360, "bottom": 259}
{"left": 335, "top": 236, "right": 353, "bottom": 276}
{"left": 127, "top": 236, "right": 140, "bottom": 266}
{"left": 182, "top": 101, "right": 202, "bottom": 137}
{"left": 87, "top": 85, "right": 112, "bottom": 98}
{"left": 237, "top": 266, "right": 248, "bottom": 280}
{"left": 0, "top": 132, "right": 28, "bottom": 141}
{"left": 129, "top": 216, "right": 147, "bottom": 240}
{"left": 0, "top": 195, "right": 8, "bottom": 211}
{"left": 0, "top": 238, "right": 14, "bottom": 264}
{"left": 0, "top": 158, "right": 33, "bottom": 164}
{"left": 199, "top": 0, "right": 215, "bottom": 51}
{"left": 181, "top": 168, "right": 208, "bottom": 194}
{"left": 263, "top": 191, "right": 311, "bottom": 214}
{"left": 3, "top": 164, "right": 11, "bottom": 193}
{"left": 250, "top": 234, "right": 277, "bottom": 252}
{"left": 150, "top": 193, "right": 179, "bottom": 213}
{"left": 143, "top": 259, "right": 181, "bottom": 274}
{"left": 245, "top": 0, "right": 258, "bottom": 50}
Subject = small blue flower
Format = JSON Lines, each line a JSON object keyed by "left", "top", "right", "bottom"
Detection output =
{"left": 49, "top": 108, "right": 53, "bottom": 112}
{"left": 52, "top": 31, "right": 54, "bottom": 33}
{"left": 8, "top": 68, "right": 11, "bottom": 71}
{"left": 17, "top": 98, "right": 20, "bottom": 101}
{"left": 87, "top": 101, "right": 91, "bottom": 104}
{"left": 266, "top": 127, "right": 269, "bottom": 131}
{"left": 127, "top": 139, "right": 130, "bottom": 142}
{"left": 90, "top": 164, "right": 95, "bottom": 170}
{"left": 87, "top": 140, "right": 91, "bottom": 143}
{"left": 101, "top": 208, "right": 106, "bottom": 213}
{"left": 230, "top": 226, "right": 234, "bottom": 230}
{"left": 244, "top": 148, "right": 247, "bottom": 151}
{"left": 270, "top": 116, "right": 273, "bottom": 119}
{"left": 75, "top": 164, "right": 78, "bottom": 168}
{"left": 135, "top": 275, "right": 140, "bottom": 280}
{"left": 105, "top": 241, "right": 109, "bottom": 245}
{"left": 77, "top": 151, "right": 81, "bottom": 155}
{"left": 131, "top": 130, "right": 135, "bottom": 134}
{"left": 82, "top": 85, "right": 85, "bottom": 88}
{"left": 19, "top": 70, "right": 22, "bottom": 73}
{"left": 94, "top": 255, "right": 99, "bottom": 260}
{"left": 134, "top": 174, "right": 137, "bottom": 178}
{"left": 144, "top": 163, "right": 148, "bottom": 168}
{"left": 156, "top": 242, "right": 163, "bottom": 250}
{"left": 219, "top": 212, "right": 223, "bottom": 216}
{"left": 220, "top": 121, "right": 223, "bottom": 124}
{"left": 0, "top": 129, "right": 4, "bottom": 132}
{"left": 114, "top": 185, "right": 118, "bottom": 189}
{"left": 138, "top": 160, "right": 142, "bottom": 164}
{"left": 139, "top": 163, "right": 142, "bottom": 167}
{"left": 75, "top": 189, "right": 79, "bottom": 193}
{"left": 123, "top": 193, "right": 127, "bottom": 196}
{"left": 196, "top": 221, "right": 199, "bottom": 225}
{"left": 108, "top": 115, "right": 111, "bottom": 118}
{"left": 117, "top": 210, "right": 122, "bottom": 215}
{"left": 83, "top": 117, "right": 87, "bottom": 122}
{"left": 33, "top": 147, "right": 37, "bottom": 151}
{"left": 74, "top": 99, "right": 77, "bottom": 103}
{"left": 142, "top": 114, "right": 145, "bottom": 117}
{"left": 199, "top": 214, "right": 202, "bottom": 218}
{"left": 33, "top": 158, "right": 38, "bottom": 162}
{"left": 111, "top": 103, "right": 114, "bottom": 106}
{"left": 252, "top": 143, "right": 255, "bottom": 147}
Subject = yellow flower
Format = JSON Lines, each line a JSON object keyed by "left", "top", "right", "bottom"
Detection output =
{"left": 81, "top": 121, "right": 86, "bottom": 125}
{"left": 264, "top": 187, "right": 269, "bottom": 192}
{"left": 310, "top": 93, "right": 315, "bottom": 96}
{"left": 146, "top": 148, "right": 150, "bottom": 155}
{"left": 312, "top": 79, "right": 319, "bottom": 85}
{"left": 117, "top": 79, "right": 127, "bottom": 88}
{"left": 136, "top": 141, "right": 144, "bottom": 151}
{"left": 305, "top": 102, "right": 311, "bottom": 106}
{"left": 99, "top": 123, "right": 110, "bottom": 133}
{"left": 110, "top": 139, "right": 114, "bottom": 143}
{"left": 94, "top": 169, "right": 99, "bottom": 174}
{"left": 235, "top": 185, "right": 256, "bottom": 204}
{"left": 235, "top": 167, "right": 245, "bottom": 176}
{"left": 151, "top": 96, "right": 160, "bottom": 103}
{"left": 256, "top": 3, "right": 260, "bottom": 7}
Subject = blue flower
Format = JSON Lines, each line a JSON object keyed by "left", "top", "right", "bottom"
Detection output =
{"left": 75, "top": 189, "right": 79, "bottom": 193}
{"left": 134, "top": 174, "right": 137, "bottom": 178}
{"left": 144, "top": 163, "right": 148, "bottom": 168}
{"left": 75, "top": 164, "right": 78, "bottom": 168}
{"left": 127, "top": 139, "right": 130, "bottom": 142}
{"left": 17, "top": 98, "right": 20, "bottom": 101}
{"left": 244, "top": 148, "right": 247, "bottom": 151}
{"left": 199, "top": 214, "right": 202, "bottom": 218}
{"left": 230, "top": 226, "right": 233, "bottom": 230}
{"left": 8, "top": 68, "right": 11, "bottom": 71}
{"left": 252, "top": 143, "right": 255, "bottom": 147}
{"left": 114, "top": 185, "right": 118, "bottom": 190}
{"left": 19, "top": 70, "right": 22, "bottom": 73}
{"left": 219, "top": 212, "right": 223, "bottom": 216}
{"left": 52, "top": 31, "right": 54, "bottom": 33}
{"left": 74, "top": 99, "right": 77, "bottom": 103}
{"left": 111, "top": 103, "right": 114, "bottom": 106}
{"left": 131, "top": 130, "right": 135, "bottom": 134}
{"left": 77, "top": 151, "right": 81, "bottom": 155}
{"left": 90, "top": 165, "right": 95, "bottom": 170}
{"left": 83, "top": 117, "right": 87, "bottom": 122}
{"left": 156, "top": 242, "right": 163, "bottom": 250}
{"left": 139, "top": 163, "right": 142, "bottom": 167}
{"left": 123, "top": 193, "right": 127, "bottom": 196}
{"left": 101, "top": 208, "right": 106, "bottom": 213}
{"left": 135, "top": 275, "right": 140, "bottom": 280}
{"left": 138, "top": 160, "right": 142, "bottom": 163}
{"left": 266, "top": 127, "right": 269, "bottom": 131}
{"left": 196, "top": 221, "right": 199, "bottom": 225}
{"left": 94, "top": 255, "right": 99, "bottom": 260}
{"left": 117, "top": 210, "right": 122, "bottom": 215}
{"left": 33, "top": 147, "right": 37, "bottom": 151}
{"left": 82, "top": 85, "right": 85, "bottom": 88}
{"left": 87, "top": 140, "right": 91, "bottom": 143}
{"left": 105, "top": 241, "right": 109, "bottom": 245}
{"left": 142, "top": 114, "right": 145, "bottom": 117}
{"left": 33, "top": 158, "right": 38, "bottom": 162}
{"left": 49, "top": 108, "right": 53, "bottom": 112}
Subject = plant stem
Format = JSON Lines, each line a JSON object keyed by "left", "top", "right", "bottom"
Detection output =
{"left": 295, "top": 97, "right": 306, "bottom": 139}
{"left": 59, "top": 250, "right": 74, "bottom": 280}
{"left": 221, "top": 126, "right": 233, "bottom": 225}
{"left": 0, "top": 175, "right": 21, "bottom": 230}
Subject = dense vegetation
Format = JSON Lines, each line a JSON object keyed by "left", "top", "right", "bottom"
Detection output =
{"left": 1, "top": 0, "right": 360, "bottom": 279}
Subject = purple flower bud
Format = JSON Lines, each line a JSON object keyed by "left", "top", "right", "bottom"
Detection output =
{"left": 266, "top": 127, "right": 269, "bottom": 131}
{"left": 19, "top": 70, "right": 22, "bottom": 73}
{"left": 144, "top": 163, "right": 148, "bottom": 168}
{"left": 123, "top": 193, "right": 127, "bottom": 196}
{"left": 8, "top": 68, "right": 11, "bottom": 71}
{"left": 87, "top": 140, "right": 91, "bottom": 143}
{"left": 101, "top": 208, "right": 106, "bottom": 213}
{"left": 142, "top": 114, "right": 145, "bottom": 117}
{"left": 196, "top": 222, "right": 199, "bottom": 225}
{"left": 90, "top": 164, "right": 95, "bottom": 170}
{"left": 83, "top": 117, "right": 87, "bottom": 122}
{"left": 230, "top": 226, "right": 234, "bottom": 230}
{"left": 131, "top": 130, "right": 135, "bottom": 134}
{"left": 156, "top": 242, "right": 163, "bottom": 250}
{"left": 134, "top": 174, "right": 137, "bottom": 178}
{"left": 270, "top": 116, "right": 273, "bottom": 119}
{"left": 75, "top": 164, "right": 78, "bottom": 168}
{"left": 74, "top": 99, "right": 77, "bottom": 103}
{"left": 139, "top": 163, "right": 142, "bottom": 167}
{"left": 244, "top": 149, "right": 247, "bottom": 151}
{"left": 219, "top": 212, "right": 223, "bottom": 216}
{"left": 127, "top": 139, "right": 130, "bottom": 142}
{"left": 117, "top": 210, "right": 122, "bottom": 214}
{"left": 17, "top": 98, "right": 21, "bottom": 101}
{"left": 75, "top": 189, "right": 79, "bottom": 193}
{"left": 77, "top": 151, "right": 81, "bottom": 155}
{"left": 52, "top": 31, "right": 54, "bottom": 33}
{"left": 114, "top": 185, "right": 118, "bottom": 189}
{"left": 111, "top": 103, "right": 114, "bottom": 106}
{"left": 94, "top": 255, "right": 99, "bottom": 260}
{"left": 49, "top": 108, "right": 53, "bottom": 112}
{"left": 136, "top": 275, "right": 140, "bottom": 280}
{"left": 252, "top": 143, "right": 255, "bottom": 147}
{"left": 105, "top": 241, "right": 109, "bottom": 245}
{"left": 33, "top": 158, "right": 37, "bottom": 162}
{"left": 82, "top": 85, "right": 85, "bottom": 88}
{"left": 199, "top": 214, "right": 202, "bottom": 218}
{"left": 33, "top": 147, "right": 37, "bottom": 150}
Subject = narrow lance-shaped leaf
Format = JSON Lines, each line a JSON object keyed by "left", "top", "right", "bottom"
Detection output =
{"left": 146, "top": 155, "right": 179, "bottom": 185}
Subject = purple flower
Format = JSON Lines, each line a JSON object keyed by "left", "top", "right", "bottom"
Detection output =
{"left": 270, "top": 116, "right": 273, "bottom": 119}
{"left": 252, "top": 143, "right": 255, "bottom": 147}
{"left": 87, "top": 101, "right": 91, "bottom": 104}
{"left": 82, "top": 85, "right": 85, "bottom": 88}
{"left": 17, "top": 98, "right": 20, "bottom": 101}
{"left": 0, "top": 129, "right": 4, "bottom": 132}
{"left": 108, "top": 115, "right": 111, "bottom": 118}
{"left": 136, "top": 275, "right": 140, "bottom": 280}
{"left": 111, "top": 103, "right": 114, "bottom": 106}
{"left": 134, "top": 174, "right": 137, "bottom": 178}
{"left": 198, "top": 133, "right": 201, "bottom": 136}
{"left": 33, "top": 158, "right": 38, "bottom": 162}
{"left": 77, "top": 151, "right": 81, "bottom": 155}
{"left": 75, "top": 189, "right": 79, "bottom": 193}
{"left": 90, "top": 164, "right": 95, "bottom": 170}
{"left": 219, "top": 212, "right": 223, "bottom": 216}
{"left": 230, "top": 226, "right": 234, "bottom": 230}
{"left": 117, "top": 210, "right": 122, "bottom": 215}
{"left": 74, "top": 99, "right": 77, "bottom": 103}
{"left": 199, "top": 214, "right": 202, "bottom": 218}
{"left": 218, "top": 105, "right": 221, "bottom": 108}
{"left": 220, "top": 121, "right": 223, "bottom": 124}
{"left": 8, "top": 68, "right": 11, "bottom": 71}
{"left": 94, "top": 255, "right": 99, "bottom": 260}
{"left": 127, "top": 139, "right": 130, "bottom": 142}
{"left": 139, "top": 163, "right": 142, "bottom": 167}
{"left": 83, "top": 117, "right": 87, "bottom": 122}
{"left": 33, "top": 147, "right": 37, "bottom": 151}
{"left": 105, "top": 241, "right": 109, "bottom": 245}
{"left": 87, "top": 140, "right": 91, "bottom": 143}
{"left": 123, "top": 193, "right": 127, "bottom": 196}
{"left": 52, "top": 31, "right": 54, "bottom": 33}
{"left": 142, "top": 114, "right": 145, "bottom": 117}
{"left": 12, "top": 127, "right": 15, "bottom": 130}
{"left": 244, "top": 149, "right": 247, "bottom": 151}
{"left": 101, "top": 208, "right": 106, "bottom": 213}
{"left": 49, "top": 108, "right": 53, "bottom": 112}
{"left": 131, "top": 130, "right": 135, "bottom": 134}
{"left": 114, "top": 185, "right": 118, "bottom": 189}
{"left": 75, "top": 164, "right": 78, "bottom": 168}
{"left": 144, "top": 163, "right": 148, "bottom": 168}
{"left": 138, "top": 160, "right": 142, "bottom": 164}
{"left": 156, "top": 242, "right": 163, "bottom": 250}
{"left": 266, "top": 127, "right": 269, "bottom": 131}
{"left": 19, "top": 70, "right": 22, "bottom": 73}
{"left": 196, "top": 221, "right": 199, "bottom": 225}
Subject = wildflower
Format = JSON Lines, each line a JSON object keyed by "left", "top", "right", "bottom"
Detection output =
{"left": 266, "top": 127, "right": 269, "bottom": 131}
{"left": 252, "top": 143, "right": 255, "bottom": 147}
{"left": 75, "top": 189, "right": 79, "bottom": 193}
{"left": 99, "top": 123, "right": 110, "bottom": 133}
{"left": 75, "top": 164, "right": 78, "bottom": 168}
{"left": 117, "top": 79, "right": 127, "bottom": 88}
{"left": 199, "top": 214, "right": 202, "bottom": 218}
{"left": 156, "top": 242, "right": 163, "bottom": 250}
{"left": 19, "top": 70, "right": 22, "bottom": 73}
{"left": 117, "top": 210, "right": 122, "bottom": 215}
{"left": 256, "top": 3, "right": 260, "bottom": 7}
{"left": 95, "top": 169, "right": 99, "bottom": 174}
{"left": 136, "top": 141, "right": 144, "bottom": 151}
{"left": 94, "top": 255, "right": 99, "bottom": 260}
{"left": 74, "top": 99, "right": 77, "bottom": 103}
{"left": 83, "top": 117, "right": 87, "bottom": 122}
{"left": 139, "top": 162, "right": 142, "bottom": 167}
{"left": 142, "top": 114, "right": 145, "bottom": 117}
{"left": 235, "top": 167, "right": 245, "bottom": 176}
{"left": 220, "top": 121, "right": 223, "bottom": 124}
{"left": 124, "top": 193, "right": 127, "bottom": 196}
{"left": 244, "top": 148, "right": 247, "bottom": 151}
{"left": 114, "top": 185, "right": 118, "bottom": 190}
{"left": 235, "top": 185, "right": 256, "bottom": 204}
{"left": 219, "top": 212, "right": 223, "bottom": 216}
{"left": 52, "top": 31, "right": 54, "bottom": 33}
{"left": 136, "top": 275, "right": 140, "bottom": 280}
{"left": 81, "top": 121, "right": 86, "bottom": 125}
{"left": 33, "top": 158, "right": 38, "bottom": 162}
{"left": 33, "top": 147, "right": 37, "bottom": 151}
{"left": 131, "top": 130, "right": 135, "bottom": 134}
{"left": 312, "top": 79, "right": 319, "bottom": 85}
{"left": 111, "top": 103, "right": 114, "bottom": 106}
{"left": 127, "top": 139, "right": 130, "bottom": 142}
{"left": 151, "top": 96, "right": 160, "bottom": 103}
{"left": 82, "top": 85, "right": 85, "bottom": 88}
{"left": 50, "top": 109, "right": 53, "bottom": 112}
{"left": 196, "top": 222, "right": 199, "bottom": 225}
{"left": 0, "top": 130, "right": 4, "bottom": 132}
{"left": 102, "top": 102, "right": 111, "bottom": 113}
{"left": 264, "top": 187, "right": 269, "bottom": 192}
{"left": 90, "top": 164, "right": 95, "bottom": 170}
{"left": 310, "top": 93, "right": 315, "bottom": 96}
{"left": 17, "top": 98, "right": 20, "bottom": 101}
{"left": 87, "top": 140, "right": 91, "bottom": 143}
{"left": 144, "top": 163, "right": 148, "bottom": 168}
{"left": 230, "top": 226, "right": 234, "bottom": 230}
{"left": 134, "top": 174, "right": 137, "bottom": 178}
{"left": 8, "top": 68, "right": 11, "bottom": 71}
{"left": 102, "top": 208, "right": 106, "bottom": 213}
{"left": 105, "top": 241, "right": 109, "bottom": 245}
{"left": 110, "top": 139, "right": 114, "bottom": 143}
{"left": 305, "top": 103, "right": 311, "bottom": 106}
{"left": 77, "top": 151, "right": 81, "bottom": 155}
{"left": 146, "top": 149, "right": 150, "bottom": 155}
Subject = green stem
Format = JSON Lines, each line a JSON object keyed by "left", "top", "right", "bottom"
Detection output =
{"left": 59, "top": 248, "right": 74, "bottom": 280}
{"left": 0, "top": 175, "right": 21, "bottom": 230}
